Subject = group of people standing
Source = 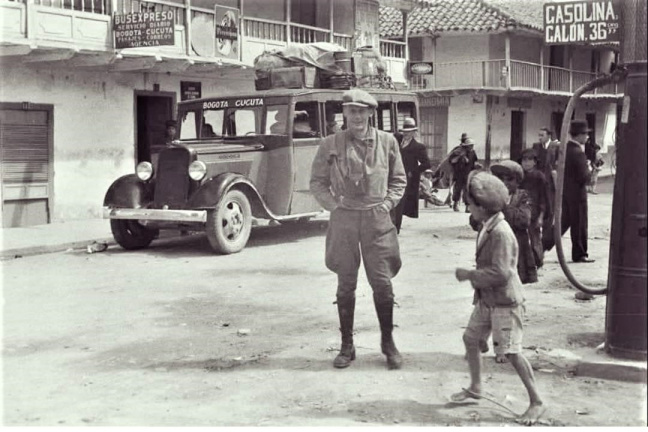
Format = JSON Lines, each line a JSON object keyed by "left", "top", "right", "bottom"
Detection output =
{"left": 309, "top": 89, "right": 565, "bottom": 425}
{"left": 308, "top": 88, "right": 601, "bottom": 425}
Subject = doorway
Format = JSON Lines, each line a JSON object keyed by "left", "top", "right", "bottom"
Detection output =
{"left": 420, "top": 106, "right": 448, "bottom": 164}
{"left": 510, "top": 110, "right": 526, "bottom": 161}
{"left": 0, "top": 103, "right": 54, "bottom": 228}
{"left": 135, "top": 92, "right": 175, "bottom": 164}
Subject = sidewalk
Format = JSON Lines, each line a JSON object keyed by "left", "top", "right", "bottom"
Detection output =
{"left": 0, "top": 218, "right": 114, "bottom": 260}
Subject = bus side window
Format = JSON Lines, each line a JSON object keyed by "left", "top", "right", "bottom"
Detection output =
{"left": 375, "top": 102, "right": 392, "bottom": 132}
{"left": 180, "top": 111, "right": 197, "bottom": 140}
{"left": 397, "top": 101, "right": 417, "bottom": 130}
{"left": 294, "top": 102, "right": 321, "bottom": 138}
{"left": 324, "top": 102, "right": 343, "bottom": 135}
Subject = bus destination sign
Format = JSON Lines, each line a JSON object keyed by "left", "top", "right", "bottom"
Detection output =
{"left": 544, "top": 1, "right": 620, "bottom": 45}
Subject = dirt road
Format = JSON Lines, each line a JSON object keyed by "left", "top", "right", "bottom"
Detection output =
{"left": 2, "top": 179, "right": 646, "bottom": 426}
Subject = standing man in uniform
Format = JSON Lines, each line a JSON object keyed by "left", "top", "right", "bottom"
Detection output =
{"left": 310, "top": 89, "right": 407, "bottom": 370}
{"left": 532, "top": 127, "right": 560, "bottom": 251}
{"left": 391, "top": 117, "right": 431, "bottom": 233}
{"left": 543, "top": 120, "right": 594, "bottom": 263}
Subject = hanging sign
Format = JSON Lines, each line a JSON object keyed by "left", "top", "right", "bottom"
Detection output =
{"left": 543, "top": 1, "right": 621, "bottom": 45}
{"left": 409, "top": 62, "right": 434, "bottom": 75}
{"left": 181, "top": 81, "right": 202, "bottom": 101}
{"left": 214, "top": 6, "right": 240, "bottom": 59}
{"left": 114, "top": 11, "right": 175, "bottom": 49}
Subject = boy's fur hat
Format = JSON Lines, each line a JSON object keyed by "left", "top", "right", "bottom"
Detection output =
{"left": 467, "top": 170, "right": 509, "bottom": 213}
{"left": 491, "top": 160, "right": 524, "bottom": 183}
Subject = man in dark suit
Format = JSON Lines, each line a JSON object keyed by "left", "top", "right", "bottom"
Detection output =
{"left": 533, "top": 127, "right": 560, "bottom": 251}
{"left": 391, "top": 117, "right": 431, "bottom": 233}
{"left": 544, "top": 120, "right": 594, "bottom": 263}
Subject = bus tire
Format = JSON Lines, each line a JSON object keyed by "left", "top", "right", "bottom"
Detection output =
{"left": 110, "top": 219, "right": 158, "bottom": 250}
{"left": 206, "top": 189, "right": 252, "bottom": 254}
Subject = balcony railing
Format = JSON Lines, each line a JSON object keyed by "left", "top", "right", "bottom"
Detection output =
{"left": 410, "top": 59, "right": 623, "bottom": 95}
{"left": 1, "top": 0, "right": 354, "bottom": 57}
{"left": 380, "top": 39, "right": 406, "bottom": 59}
{"left": 241, "top": 17, "right": 353, "bottom": 49}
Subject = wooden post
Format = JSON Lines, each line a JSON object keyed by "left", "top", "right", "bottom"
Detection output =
{"left": 286, "top": 0, "right": 291, "bottom": 44}
{"left": 485, "top": 95, "right": 493, "bottom": 167}
{"left": 329, "top": 0, "right": 334, "bottom": 43}
{"left": 505, "top": 32, "right": 511, "bottom": 89}
{"left": 540, "top": 45, "right": 545, "bottom": 90}
{"left": 184, "top": 0, "right": 192, "bottom": 57}
{"left": 568, "top": 46, "right": 573, "bottom": 92}
{"left": 402, "top": 10, "right": 408, "bottom": 61}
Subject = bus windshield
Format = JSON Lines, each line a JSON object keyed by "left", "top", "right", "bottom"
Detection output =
{"left": 179, "top": 104, "right": 289, "bottom": 140}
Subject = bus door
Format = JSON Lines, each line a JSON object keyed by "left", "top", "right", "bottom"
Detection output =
{"left": 290, "top": 101, "right": 322, "bottom": 214}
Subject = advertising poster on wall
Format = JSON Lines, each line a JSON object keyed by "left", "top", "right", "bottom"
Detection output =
{"left": 214, "top": 6, "right": 240, "bottom": 60}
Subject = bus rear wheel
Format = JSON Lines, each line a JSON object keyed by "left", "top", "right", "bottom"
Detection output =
{"left": 206, "top": 189, "right": 252, "bottom": 254}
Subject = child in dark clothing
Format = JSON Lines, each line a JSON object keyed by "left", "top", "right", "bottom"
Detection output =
{"left": 490, "top": 160, "right": 538, "bottom": 285}
{"left": 520, "top": 148, "right": 550, "bottom": 269}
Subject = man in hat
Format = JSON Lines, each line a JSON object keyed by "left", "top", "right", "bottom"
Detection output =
{"left": 544, "top": 120, "right": 594, "bottom": 263}
{"left": 165, "top": 119, "right": 178, "bottom": 147}
{"left": 390, "top": 117, "right": 431, "bottom": 233}
{"left": 532, "top": 127, "right": 560, "bottom": 250}
{"left": 449, "top": 137, "right": 478, "bottom": 212}
{"left": 310, "top": 88, "right": 407, "bottom": 370}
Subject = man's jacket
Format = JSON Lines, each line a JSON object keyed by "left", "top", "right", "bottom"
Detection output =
{"left": 310, "top": 127, "right": 406, "bottom": 211}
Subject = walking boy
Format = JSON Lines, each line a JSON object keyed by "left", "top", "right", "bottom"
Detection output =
{"left": 453, "top": 170, "right": 545, "bottom": 426}
{"left": 520, "top": 148, "right": 549, "bottom": 268}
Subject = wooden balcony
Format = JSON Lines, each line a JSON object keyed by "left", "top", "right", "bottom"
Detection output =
{"left": 0, "top": 0, "right": 355, "bottom": 73}
{"left": 409, "top": 59, "right": 623, "bottom": 96}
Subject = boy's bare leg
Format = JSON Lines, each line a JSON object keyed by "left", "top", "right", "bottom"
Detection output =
{"left": 507, "top": 353, "right": 545, "bottom": 425}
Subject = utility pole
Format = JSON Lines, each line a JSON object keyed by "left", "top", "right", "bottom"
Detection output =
{"left": 605, "top": 0, "right": 647, "bottom": 360}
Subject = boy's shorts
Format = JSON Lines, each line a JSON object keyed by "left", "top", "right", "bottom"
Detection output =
{"left": 464, "top": 302, "right": 525, "bottom": 355}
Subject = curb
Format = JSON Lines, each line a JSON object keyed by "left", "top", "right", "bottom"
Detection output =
{"left": 0, "top": 237, "right": 117, "bottom": 260}
{"left": 576, "top": 358, "right": 647, "bottom": 383}
{"left": 527, "top": 347, "right": 647, "bottom": 384}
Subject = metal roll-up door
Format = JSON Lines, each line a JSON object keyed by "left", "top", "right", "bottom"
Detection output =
{"left": 0, "top": 106, "right": 52, "bottom": 228}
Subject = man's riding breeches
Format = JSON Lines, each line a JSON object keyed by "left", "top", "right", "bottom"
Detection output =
{"left": 325, "top": 207, "right": 401, "bottom": 302}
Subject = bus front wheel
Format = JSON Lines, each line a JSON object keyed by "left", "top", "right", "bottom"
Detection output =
{"left": 206, "top": 189, "right": 252, "bottom": 254}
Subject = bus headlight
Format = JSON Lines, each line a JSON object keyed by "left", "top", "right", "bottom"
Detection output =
{"left": 188, "top": 160, "right": 207, "bottom": 181}
{"left": 136, "top": 161, "right": 154, "bottom": 181}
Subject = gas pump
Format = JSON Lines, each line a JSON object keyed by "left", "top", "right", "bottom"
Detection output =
{"left": 552, "top": 0, "right": 646, "bottom": 360}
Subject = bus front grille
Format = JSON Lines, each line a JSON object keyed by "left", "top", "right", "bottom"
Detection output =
{"left": 153, "top": 148, "right": 191, "bottom": 208}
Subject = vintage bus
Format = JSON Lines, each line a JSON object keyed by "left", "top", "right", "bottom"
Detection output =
{"left": 103, "top": 88, "right": 419, "bottom": 254}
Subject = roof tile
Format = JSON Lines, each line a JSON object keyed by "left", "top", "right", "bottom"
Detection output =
{"left": 380, "top": 0, "right": 544, "bottom": 38}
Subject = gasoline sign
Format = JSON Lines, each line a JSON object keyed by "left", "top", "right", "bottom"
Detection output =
{"left": 544, "top": 1, "right": 621, "bottom": 45}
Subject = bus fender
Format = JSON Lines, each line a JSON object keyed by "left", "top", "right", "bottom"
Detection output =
{"left": 103, "top": 174, "right": 154, "bottom": 208}
{"left": 188, "top": 173, "right": 273, "bottom": 219}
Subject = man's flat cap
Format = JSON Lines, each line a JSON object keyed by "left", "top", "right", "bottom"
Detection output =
{"left": 491, "top": 160, "right": 524, "bottom": 183}
{"left": 165, "top": 120, "right": 178, "bottom": 127}
{"left": 467, "top": 171, "right": 509, "bottom": 212}
{"left": 342, "top": 89, "right": 378, "bottom": 109}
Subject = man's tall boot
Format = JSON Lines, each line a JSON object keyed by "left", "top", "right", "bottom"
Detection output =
{"left": 374, "top": 298, "right": 403, "bottom": 370}
{"left": 333, "top": 297, "right": 356, "bottom": 368}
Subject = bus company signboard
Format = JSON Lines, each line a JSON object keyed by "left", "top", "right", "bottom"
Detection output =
{"left": 114, "top": 11, "right": 175, "bottom": 49}
{"left": 544, "top": 1, "right": 621, "bottom": 45}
